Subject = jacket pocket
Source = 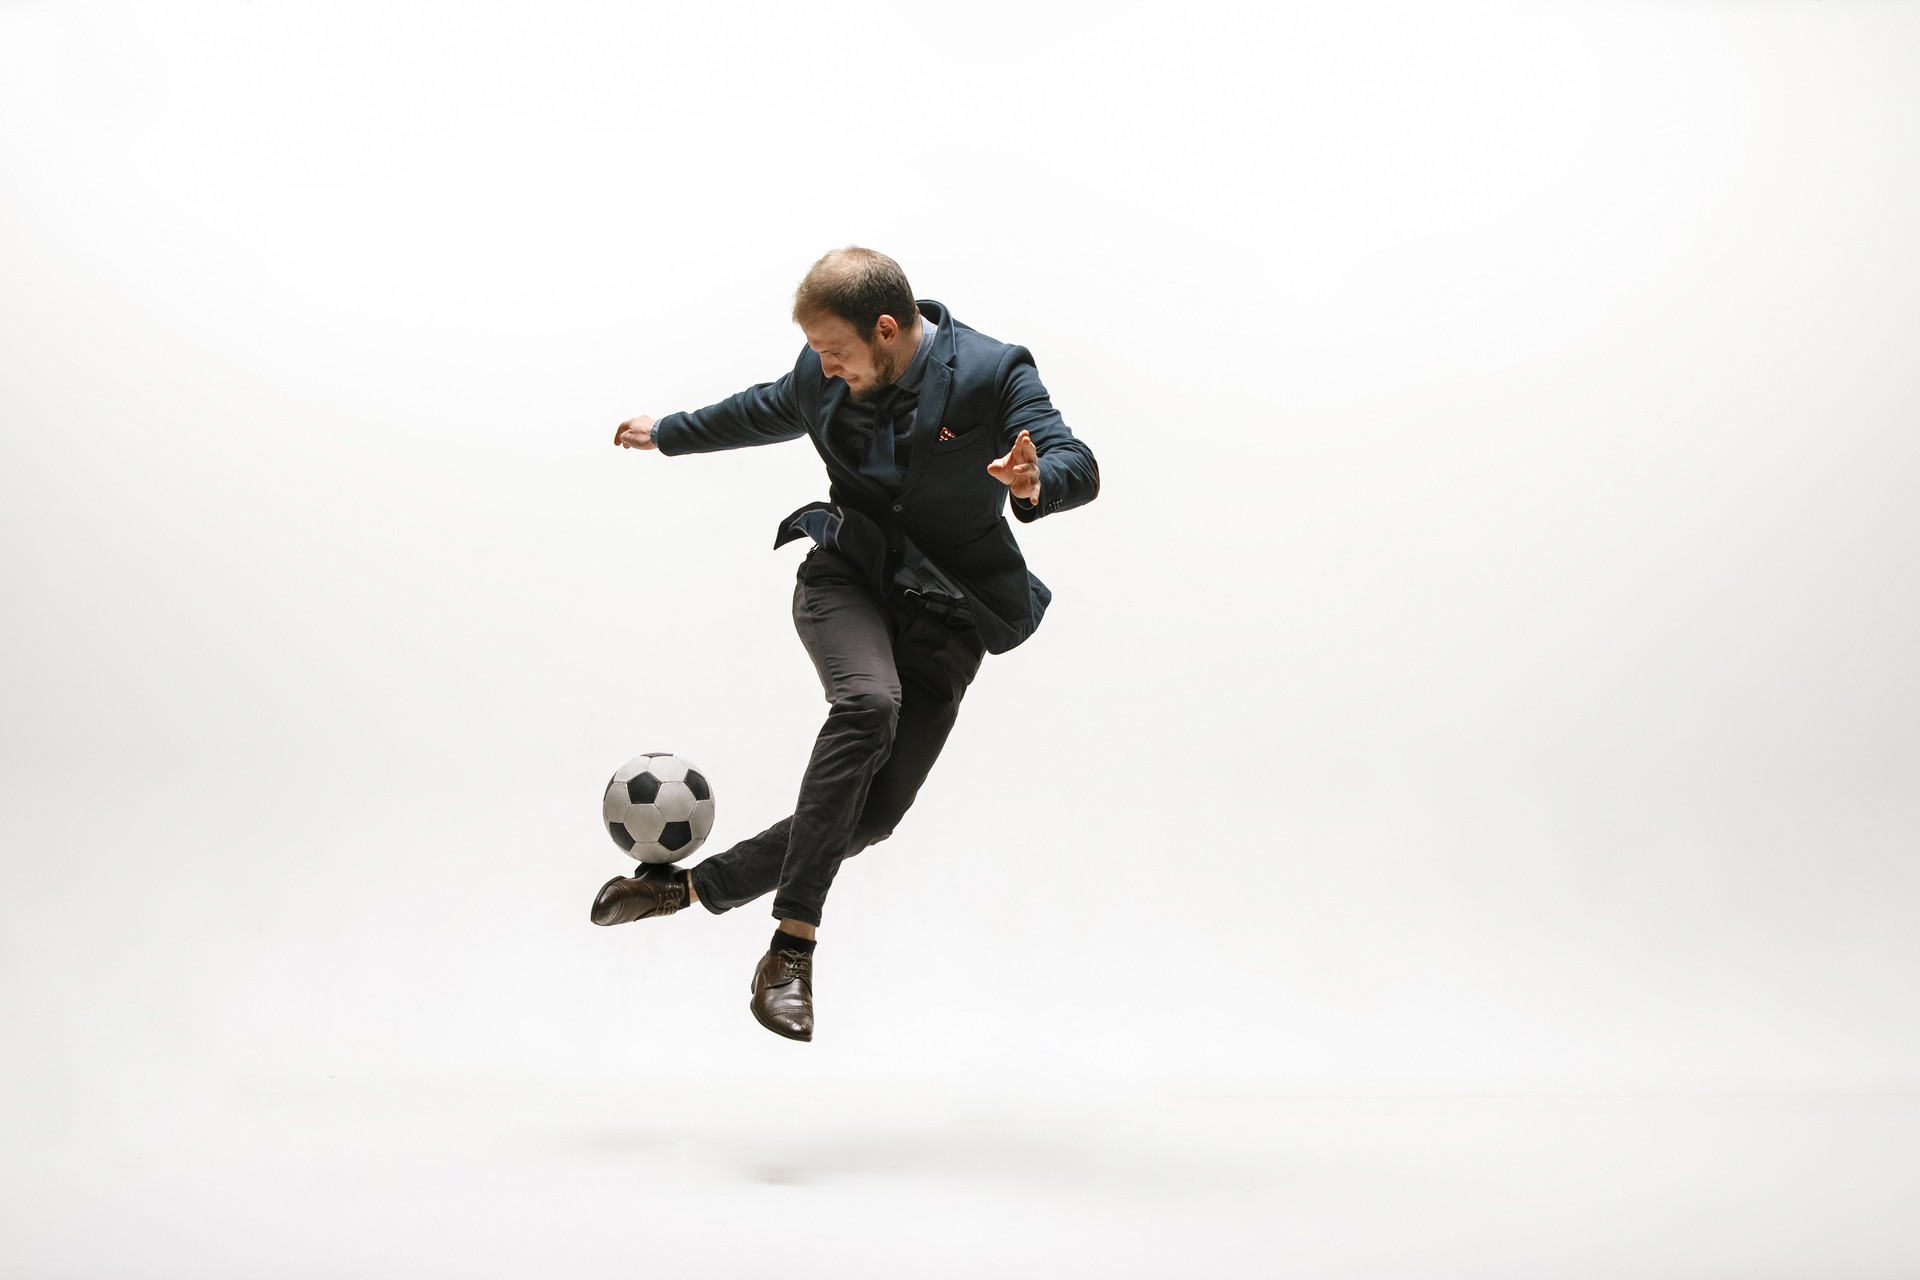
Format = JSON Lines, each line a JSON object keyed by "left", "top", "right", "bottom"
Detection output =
{"left": 930, "top": 423, "right": 990, "bottom": 452}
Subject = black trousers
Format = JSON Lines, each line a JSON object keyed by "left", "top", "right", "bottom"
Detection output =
{"left": 688, "top": 548, "right": 987, "bottom": 926}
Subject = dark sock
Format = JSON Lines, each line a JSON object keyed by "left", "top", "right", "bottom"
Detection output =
{"left": 771, "top": 928, "right": 817, "bottom": 955}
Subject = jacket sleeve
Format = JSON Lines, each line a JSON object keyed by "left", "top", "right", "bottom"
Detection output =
{"left": 652, "top": 370, "right": 808, "bottom": 455}
{"left": 994, "top": 346, "right": 1099, "bottom": 523}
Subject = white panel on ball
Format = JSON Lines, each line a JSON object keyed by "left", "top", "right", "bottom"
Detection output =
{"left": 647, "top": 756, "right": 689, "bottom": 783}
{"left": 624, "top": 804, "right": 667, "bottom": 843}
{"left": 601, "top": 789, "right": 630, "bottom": 826}
{"left": 655, "top": 781, "right": 697, "bottom": 822}
{"left": 690, "top": 799, "right": 715, "bottom": 839}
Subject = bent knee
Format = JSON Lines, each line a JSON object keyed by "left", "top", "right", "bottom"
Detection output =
{"left": 831, "top": 688, "right": 901, "bottom": 738}
{"left": 849, "top": 812, "right": 901, "bottom": 855}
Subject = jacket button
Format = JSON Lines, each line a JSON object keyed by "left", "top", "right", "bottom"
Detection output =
{"left": 892, "top": 504, "right": 902, "bottom": 512}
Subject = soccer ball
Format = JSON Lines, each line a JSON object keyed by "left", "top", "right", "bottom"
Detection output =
{"left": 603, "top": 753, "right": 716, "bottom": 863}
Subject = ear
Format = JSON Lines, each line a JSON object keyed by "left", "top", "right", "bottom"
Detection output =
{"left": 873, "top": 314, "right": 899, "bottom": 343}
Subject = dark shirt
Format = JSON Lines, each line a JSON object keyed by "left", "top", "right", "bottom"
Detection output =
{"left": 831, "top": 319, "right": 934, "bottom": 485}
{"left": 829, "top": 322, "right": 971, "bottom": 610}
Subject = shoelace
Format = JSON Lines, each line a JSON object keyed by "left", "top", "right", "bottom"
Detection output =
{"left": 775, "top": 949, "right": 813, "bottom": 981}
{"left": 621, "top": 874, "right": 684, "bottom": 916}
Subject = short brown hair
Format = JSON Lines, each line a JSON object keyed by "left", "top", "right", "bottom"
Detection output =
{"left": 791, "top": 246, "right": 917, "bottom": 340}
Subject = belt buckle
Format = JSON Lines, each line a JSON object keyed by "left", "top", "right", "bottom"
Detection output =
{"left": 900, "top": 587, "right": 945, "bottom": 616}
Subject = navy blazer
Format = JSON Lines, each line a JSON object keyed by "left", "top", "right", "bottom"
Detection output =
{"left": 652, "top": 300, "right": 1099, "bottom": 653}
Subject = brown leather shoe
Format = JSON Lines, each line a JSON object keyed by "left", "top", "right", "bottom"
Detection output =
{"left": 589, "top": 864, "right": 689, "bottom": 926}
{"left": 750, "top": 946, "right": 814, "bottom": 1041}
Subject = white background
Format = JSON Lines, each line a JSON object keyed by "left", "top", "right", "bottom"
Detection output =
{"left": 4, "top": 2, "right": 1918, "bottom": 1275}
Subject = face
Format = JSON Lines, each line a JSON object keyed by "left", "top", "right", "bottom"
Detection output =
{"left": 802, "top": 312, "right": 910, "bottom": 401}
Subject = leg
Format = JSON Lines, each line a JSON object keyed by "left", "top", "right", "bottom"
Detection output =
{"left": 688, "top": 552, "right": 893, "bottom": 910}
{"left": 689, "top": 570, "right": 984, "bottom": 915}
{"left": 770, "top": 552, "right": 904, "bottom": 925}
{"left": 843, "top": 603, "right": 985, "bottom": 857}
{"left": 688, "top": 815, "right": 791, "bottom": 913}
{"left": 686, "top": 668, "right": 959, "bottom": 910}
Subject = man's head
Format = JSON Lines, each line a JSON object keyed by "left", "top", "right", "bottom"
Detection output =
{"left": 792, "top": 246, "right": 922, "bottom": 401}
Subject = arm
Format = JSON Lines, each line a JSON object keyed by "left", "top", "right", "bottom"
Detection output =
{"left": 987, "top": 347, "right": 1099, "bottom": 521}
{"left": 621, "top": 370, "right": 809, "bottom": 457}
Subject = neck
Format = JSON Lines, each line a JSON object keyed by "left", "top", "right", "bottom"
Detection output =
{"left": 877, "top": 317, "right": 924, "bottom": 389}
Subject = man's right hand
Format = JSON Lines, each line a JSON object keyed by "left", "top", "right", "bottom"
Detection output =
{"left": 614, "top": 416, "right": 657, "bottom": 450}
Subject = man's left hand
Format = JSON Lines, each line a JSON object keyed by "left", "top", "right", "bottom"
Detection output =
{"left": 988, "top": 429, "right": 1042, "bottom": 506}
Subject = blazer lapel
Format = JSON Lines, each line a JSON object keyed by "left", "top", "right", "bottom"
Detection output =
{"left": 896, "top": 304, "right": 955, "bottom": 498}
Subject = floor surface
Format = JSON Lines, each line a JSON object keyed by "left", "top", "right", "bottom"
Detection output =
{"left": 5, "top": 1083, "right": 1917, "bottom": 1278}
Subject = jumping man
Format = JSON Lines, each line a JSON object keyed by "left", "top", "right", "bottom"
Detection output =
{"left": 593, "top": 247, "right": 1100, "bottom": 1041}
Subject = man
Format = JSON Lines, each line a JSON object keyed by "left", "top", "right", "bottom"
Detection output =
{"left": 593, "top": 247, "right": 1099, "bottom": 1042}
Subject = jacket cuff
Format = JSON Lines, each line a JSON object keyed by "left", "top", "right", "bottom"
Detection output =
{"left": 1010, "top": 458, "right": 1075, "bottom": 522}
{"left": 1011, "top": 490, "right": 1048, "bottom": 522}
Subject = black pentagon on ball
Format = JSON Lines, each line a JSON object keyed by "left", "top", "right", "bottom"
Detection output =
{"left": 608, "top": 821, "right": 635, "bottom": 852}
{"left": 626, "top": 772, "right": 660, "bottom": 804}
{"left": 685, "top": 770, "right": 709, "bottom": 801}
{"left": 659, "top": 820, "right": 692, "bottom": 851}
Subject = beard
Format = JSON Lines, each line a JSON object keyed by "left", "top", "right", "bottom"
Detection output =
{"left": 848, "top": 339, "right": 908, "bottom": 402}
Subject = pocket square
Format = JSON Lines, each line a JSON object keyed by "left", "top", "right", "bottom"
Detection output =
{"left": 937, "top": 425, "right": 956, "bottom": 441}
